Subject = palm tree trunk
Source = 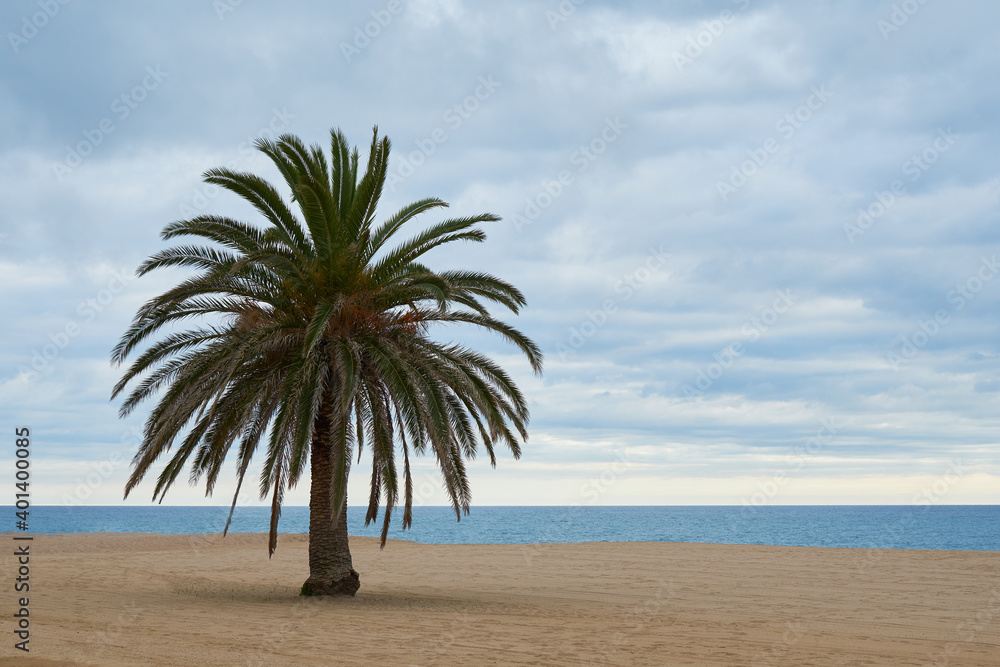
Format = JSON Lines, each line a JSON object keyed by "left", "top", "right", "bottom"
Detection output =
{"left": 302, "top": 389, "right": 360, "bottom": 596}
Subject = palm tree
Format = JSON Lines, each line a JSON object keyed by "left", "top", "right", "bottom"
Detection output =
{"left": 111, "top": 127, "right": 542, "bottom": 596}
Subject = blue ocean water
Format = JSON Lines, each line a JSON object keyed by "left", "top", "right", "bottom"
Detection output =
{"left": 6, "top": 505, "right": 999, "bottom": 551}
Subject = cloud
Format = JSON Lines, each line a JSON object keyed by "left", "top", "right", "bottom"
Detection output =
{"left": 3, "top": 0, "right": 1000, "bottom": 505}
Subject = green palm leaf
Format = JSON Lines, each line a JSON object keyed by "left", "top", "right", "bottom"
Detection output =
{"left": 112, "top": 126, "right": 543, "bottom": 596}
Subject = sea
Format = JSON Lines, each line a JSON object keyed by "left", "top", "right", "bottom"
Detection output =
{"left": 6, "top": 505, "right": 999, "bottom": 551}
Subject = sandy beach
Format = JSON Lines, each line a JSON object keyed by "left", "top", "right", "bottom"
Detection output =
{"left": 2, "top": 533, "right": 998, "bottom": 666}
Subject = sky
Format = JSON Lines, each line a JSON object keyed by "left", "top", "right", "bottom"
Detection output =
{"left": 2, "top": 0, "right": 999, "bottom": 510}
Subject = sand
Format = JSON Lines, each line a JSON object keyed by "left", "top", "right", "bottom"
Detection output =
{"left": 1, "top": 533, "right": 998, "bottom": 666}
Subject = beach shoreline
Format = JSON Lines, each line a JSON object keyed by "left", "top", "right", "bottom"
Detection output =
{"left": 3, "top": 533, "right": 998, "bottom": 665}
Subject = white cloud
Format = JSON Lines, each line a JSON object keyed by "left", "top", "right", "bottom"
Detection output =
{"left": 3, "top": 0, "right": 999, "bottom": 508}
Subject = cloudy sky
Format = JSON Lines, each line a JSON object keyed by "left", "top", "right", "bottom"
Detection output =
{"left": 3, "top": 0, "right": 999, "bottom": 509}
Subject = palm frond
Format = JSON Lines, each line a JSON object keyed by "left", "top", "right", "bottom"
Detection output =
{"left": 112, "top": 126, "right": 542, "bottom": 558}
